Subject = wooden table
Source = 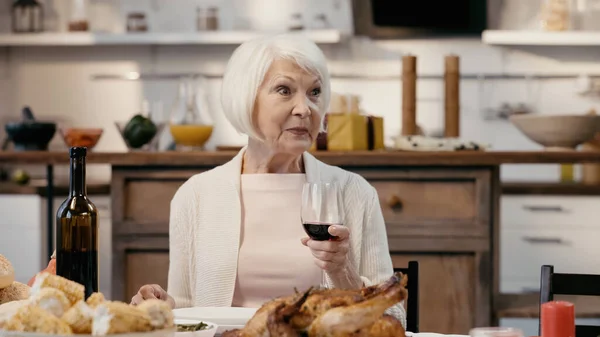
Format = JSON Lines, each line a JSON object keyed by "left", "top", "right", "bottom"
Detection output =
{"left": 3, "top": 150, "right": 600, "bottom": 334}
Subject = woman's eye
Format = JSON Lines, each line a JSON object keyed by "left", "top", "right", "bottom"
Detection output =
{"left": 311, "top": 88, "right": 321, "bottom": 96}
{"left": 277, "top": 86, "right": 291, "bottom": 95}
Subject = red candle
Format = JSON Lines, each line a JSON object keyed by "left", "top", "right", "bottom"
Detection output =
{"left": 541, "top": 301, "right": 575, "bottom": 337}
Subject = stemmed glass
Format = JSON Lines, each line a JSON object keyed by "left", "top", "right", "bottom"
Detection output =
{"left": 301, "top": 182, "right": 344, "bottom": 289}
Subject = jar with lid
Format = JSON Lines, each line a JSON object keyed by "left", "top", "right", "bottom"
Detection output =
{"left": 68, "top": 0, "right": 89, "bottom": 31}
{"left": 197, "top": 7, "right": 219, "bottom": 31}
{"left": 127, "top": 12, "right": 148, "bottom": 32}
{"left": 540, "top": 0, "right": 572, "bottom": 31}
{"left": 12, "top": 0, "right": 44, "bottom": 33}
{"left": 288, "top": 13, "right": 304, "bottom": 30}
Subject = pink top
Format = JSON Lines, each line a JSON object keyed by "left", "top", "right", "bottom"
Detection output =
{"left": 231, "top": 173, "right": 322, "bottom": 308}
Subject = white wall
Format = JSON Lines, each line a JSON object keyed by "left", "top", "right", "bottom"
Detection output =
{"left": 1, "top": 0, "right": 600, "bottom": 183}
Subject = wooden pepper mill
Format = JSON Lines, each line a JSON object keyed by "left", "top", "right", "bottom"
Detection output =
{"left": 401, "top": 55, "right": 417, "bottom": 136}
{"left": 444, "top": 54, "right": 460, "bottom": 138}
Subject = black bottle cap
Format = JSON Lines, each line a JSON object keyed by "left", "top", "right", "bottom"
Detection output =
{"left": 69, "top": 146, "right": 87, "bottom": 158}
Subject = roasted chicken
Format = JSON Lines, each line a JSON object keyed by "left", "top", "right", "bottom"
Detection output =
{"left": 222, "top": 272, "right": 408, "bottom": 337}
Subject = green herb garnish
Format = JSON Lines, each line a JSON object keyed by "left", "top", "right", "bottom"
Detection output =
{"left": 176, "top": 322, "right": 209, "bottom": 332}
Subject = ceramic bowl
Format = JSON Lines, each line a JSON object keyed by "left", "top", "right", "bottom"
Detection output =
{"left": 59, "top": 127, "right": 103, "bottom": 150}
{"left": 5, "top": 121, "right": 56, "bottom": 151}
{"left": 509, "top": 114, "right": 600, "bottom": 150}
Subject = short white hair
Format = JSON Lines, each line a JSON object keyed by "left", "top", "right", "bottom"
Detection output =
{"left": 220, "top": 34, "right": 331, "bottom": 140}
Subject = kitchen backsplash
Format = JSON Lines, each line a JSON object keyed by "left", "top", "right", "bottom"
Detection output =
{"left": 1, "top": 0, "right": 600, "bottom": 183}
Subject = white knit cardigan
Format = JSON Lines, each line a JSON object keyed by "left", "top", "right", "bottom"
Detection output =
{"left": 167, "top": 147, "right": 407, "bottom": 328}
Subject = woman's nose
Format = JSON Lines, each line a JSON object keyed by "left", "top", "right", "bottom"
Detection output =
{"left": 291, "top": 96, "right": 312, "bottom": 118}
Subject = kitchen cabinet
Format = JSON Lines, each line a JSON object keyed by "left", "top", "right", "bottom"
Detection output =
{"left": 111, "top": 165, "right": 497, "bottom": 335}
{"left": 500, "top": 195, "right": 600, "bottom": 294}
{"left": 0, "top": 194, "right": 43, "bottom": 284}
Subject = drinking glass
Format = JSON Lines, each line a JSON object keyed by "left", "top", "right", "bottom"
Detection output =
{"left": 301, "top": 182, "right": 344, "bottom": 289}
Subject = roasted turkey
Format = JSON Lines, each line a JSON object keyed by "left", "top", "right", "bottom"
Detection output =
{"left": 222, "top": 272, "right": 408, "bottom": 337}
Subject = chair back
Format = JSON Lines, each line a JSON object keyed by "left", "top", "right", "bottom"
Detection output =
{"left": 394, "top": 260, "right": 419, "bottom": 333}
{"left": 539, "top": 265, "right": 600, "bottom": 337}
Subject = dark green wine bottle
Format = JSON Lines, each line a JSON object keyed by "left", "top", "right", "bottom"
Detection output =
{"left": 56, "top": 147, "right": 99, "bottom": 299}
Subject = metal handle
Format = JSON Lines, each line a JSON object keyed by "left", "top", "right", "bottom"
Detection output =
{"left": 387, "top": 195, "right": 403, "bottom": 211}
{"left": 522, "top": 205, "right": 566, "bottom": 212}
{"left": 522, "top": 236, "right": 564, "bottom": 244}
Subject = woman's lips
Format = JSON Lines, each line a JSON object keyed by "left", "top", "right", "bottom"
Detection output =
{"left": 287, "top": 127, "right": 309, "bottom": 135}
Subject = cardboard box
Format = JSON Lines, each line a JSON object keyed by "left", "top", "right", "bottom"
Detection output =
{"left": 326, "top": 113, "right": 368, "bottom": 151}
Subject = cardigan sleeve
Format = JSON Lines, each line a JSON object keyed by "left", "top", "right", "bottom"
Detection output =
{"left": 359, "top": 185, "right": 408, "bottom": 329}
{"left": 166, "top": 192, "right": 194, "bottom": 309}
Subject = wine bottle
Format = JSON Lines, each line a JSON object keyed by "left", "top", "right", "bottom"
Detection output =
{"left": 56, "top": 146, "right": 98, "bottom": 299}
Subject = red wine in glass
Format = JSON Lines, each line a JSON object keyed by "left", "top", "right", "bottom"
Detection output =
{"left": 303, "top": 222, "right": 341, "bottom": 241}
{"left": 301, "top": 182, "right": 344, "bottom": 288}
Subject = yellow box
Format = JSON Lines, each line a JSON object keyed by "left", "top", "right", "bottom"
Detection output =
{"left": 326, "top": 113, "right": 368, "bottom": 151}
{"left": 368, "top": 116, "right": 385, "bottom": 150}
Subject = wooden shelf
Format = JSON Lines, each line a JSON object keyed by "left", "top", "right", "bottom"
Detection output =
{"left": 2, "top": 150, "right": 600, "bottom": 166}
{"left": 0, "top": 30, "right": 343, "bottom": 47}
{"left": 482, "top": 29, "right": 600, "bottom": 46}
{"left": 502, "top": 182, "right": 600, "bottom": 196}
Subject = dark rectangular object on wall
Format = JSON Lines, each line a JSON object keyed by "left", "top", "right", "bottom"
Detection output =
{"left": 352, "top": 0, "right": 488, "bottom": 39}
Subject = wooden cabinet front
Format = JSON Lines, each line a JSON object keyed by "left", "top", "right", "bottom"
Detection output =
{"left": 110, "top": 165, "right": 497, "bottom": 334}
{"left": 392, "top": 254, "right": 480, "bottom": 335}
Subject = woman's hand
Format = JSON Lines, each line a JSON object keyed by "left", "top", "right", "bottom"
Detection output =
{"left": 130, "top": 284, "right": 175, "bottom": 308}
{"left": 301, "top": 225, "right": 350, "bottom": 274}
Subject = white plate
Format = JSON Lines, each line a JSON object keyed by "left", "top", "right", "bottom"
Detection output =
{"left": 0, "top": 328, "right": 176, "bottom": 337}
{"left": 174, "top": 319, "right": 218, "bottom": 337}
{"left": 173, "top": 307, "right": 257, "bottom": 335}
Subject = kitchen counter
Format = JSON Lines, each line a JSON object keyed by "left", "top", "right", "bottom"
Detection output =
{"left": 0, "top": 182, "right": 110, "bottom": 196}
{"left": 1, "top": 150, "right": 600, "bottom": 166}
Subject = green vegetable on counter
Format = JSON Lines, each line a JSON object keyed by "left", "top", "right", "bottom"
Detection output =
{"left": 176, "top": 322, "right": 209, "bottom": 332}
{"left": 12, "top": 169, "right": 30, "bottom": 185}
{"left": 123, "top": 114, "right": 157, "bottom": 149}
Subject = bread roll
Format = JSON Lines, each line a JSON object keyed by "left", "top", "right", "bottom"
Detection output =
{"left": 0, "top": 254, "right": 15, "bottom": 290}
{"left": 29, "top": 287, "right": 70, "bottom": 317}
{"left": 30, "top": 272, "right": 84, "bottom": 306}
{"left": 0, "top": 282, "right": 30, "bottom": 305}
{"left": 0, "top": 299, "right": 29, "bottom": 329}
{"left": 62, "top": 300, "right": 95, "bottom": 334}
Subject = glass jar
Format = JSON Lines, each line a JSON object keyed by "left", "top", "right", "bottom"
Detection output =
{"left": 540, "top": 0, "right": 572, "bottom": 31}
{"left": 197, "top": 7, "right": 219, "bottom": 31}
{"left": 289, "top": 13, "right": 304, "bottom": 31}
{"left": 68, "top": 0, "right": 89, "bottom": 31}
{"left": 168, "top": 77, "right": 214, "bottom": 151}
{"left": 12, "top": 0, "right": 44, "bottom": 33}
{"left": 126, "top": 12, "right": 148, "bottom": 32}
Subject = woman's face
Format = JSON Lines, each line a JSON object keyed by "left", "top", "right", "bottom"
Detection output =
{"left": 253, "top": 58, "right": 323, "bottom": 155}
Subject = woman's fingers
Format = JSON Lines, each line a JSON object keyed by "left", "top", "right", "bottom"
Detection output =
{"left": 305, "top": 238, "right": 349, "bottom": 254}
{"left": 130, "top": 284, "right": 165, "bottom": 305}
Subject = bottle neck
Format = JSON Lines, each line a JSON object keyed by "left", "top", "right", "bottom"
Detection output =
{"left": 69, "top": 156, "right": 86, "bottom": 197}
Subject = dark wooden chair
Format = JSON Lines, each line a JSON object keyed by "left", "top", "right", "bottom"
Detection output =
{"left": 394, "top": 260, "right": 419, "bottom": 333}
{"left": 539, "top": 265, "right": 600, "bottom": 337}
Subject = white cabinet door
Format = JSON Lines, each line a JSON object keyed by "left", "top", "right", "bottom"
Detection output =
{"left": 0, "top": 194, "right": 43, "bottom": 284}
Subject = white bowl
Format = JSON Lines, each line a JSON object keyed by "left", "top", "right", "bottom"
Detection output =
{"left": 174, "top": 319, "right": 218, "bottom": 337}
{"left": 510, "top": 114, "right": 600, "bottom": 150}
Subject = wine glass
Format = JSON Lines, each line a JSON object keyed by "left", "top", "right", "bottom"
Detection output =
{"left": 301, "top": 182, "right": 344, "bottom": 289}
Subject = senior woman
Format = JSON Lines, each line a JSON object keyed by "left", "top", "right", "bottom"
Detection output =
{"left": 130, "top": 34, "right": 406, "bottom": 327}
